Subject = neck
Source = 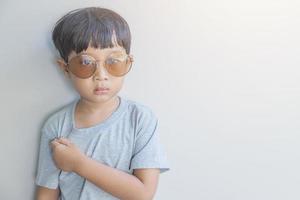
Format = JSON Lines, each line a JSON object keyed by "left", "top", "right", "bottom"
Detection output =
{"left": 77, "top": 96, "right": 120, "bottom": 115}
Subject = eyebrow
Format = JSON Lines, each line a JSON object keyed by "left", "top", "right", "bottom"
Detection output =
{"left": 78, "top": 50, "right": 124, "bottom": 57}
{"left": 67, "top": 49, "right": 126, "bottom": 63}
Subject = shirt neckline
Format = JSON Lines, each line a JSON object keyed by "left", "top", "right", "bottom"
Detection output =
{"left": 71, "top": 96, "right": 126, "bottom": 132}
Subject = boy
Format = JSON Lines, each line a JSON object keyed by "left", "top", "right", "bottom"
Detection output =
{"left": 35, "top": 7, "right": 170, "bottom": 200}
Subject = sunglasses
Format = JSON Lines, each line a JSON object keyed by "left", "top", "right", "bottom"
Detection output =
{"left": 65, "top": 52, "right": 133, "bottom": 79}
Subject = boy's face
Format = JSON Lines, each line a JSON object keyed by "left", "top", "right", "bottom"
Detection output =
{"left": 57, "top": 44, "right": 130, "bottom": 104}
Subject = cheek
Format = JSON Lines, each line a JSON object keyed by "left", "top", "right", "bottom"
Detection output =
{"left": 111, "top": 77, "right": 125, "bottom": 89}
{"left": 71, "top": 79, "right": 93, "bottom": 94}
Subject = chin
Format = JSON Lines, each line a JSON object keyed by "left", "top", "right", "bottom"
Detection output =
{"left": 92, "top": 93, "right": 117, "bottom": 102}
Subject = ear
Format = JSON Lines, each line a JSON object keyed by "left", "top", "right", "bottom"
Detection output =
{"left": 129, "top": 54, "right": 134, "bottom": 62}
{"left": 56, "top": 58, "right": 70, "bottom": 78}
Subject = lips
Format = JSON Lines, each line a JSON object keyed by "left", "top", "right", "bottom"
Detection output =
{"left": 94, "top": 87, "right": 109, "bottom": 91}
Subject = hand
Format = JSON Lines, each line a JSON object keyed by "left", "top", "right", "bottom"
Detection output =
{"left": 50, "top": 137, "right": 85, "bottom": 172}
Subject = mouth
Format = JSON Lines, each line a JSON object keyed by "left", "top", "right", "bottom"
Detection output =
{"left": 94, "top": 87, "right": 110, "bottom": 94}
{"left": 95, "top": 87, "right": 109, "bottom": 91}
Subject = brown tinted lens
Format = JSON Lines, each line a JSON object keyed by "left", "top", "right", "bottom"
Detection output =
{"left": 68, "top": 55, "right": 96, "bottom": 78}
{"left": 105, "top": 55, "right": 132, "bottom": 77}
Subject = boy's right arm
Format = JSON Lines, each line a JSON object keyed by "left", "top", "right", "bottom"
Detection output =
{"left": 35, "top": 186, "right": 60, "bottom": 200}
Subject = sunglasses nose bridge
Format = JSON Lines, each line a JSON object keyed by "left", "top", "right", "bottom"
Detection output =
{"left": 93, "top": 60, "right": 109, "bottom": 78}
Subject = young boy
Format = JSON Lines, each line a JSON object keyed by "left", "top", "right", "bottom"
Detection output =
{"left": 35, "top": 7, "right": 170, "bottom": 200}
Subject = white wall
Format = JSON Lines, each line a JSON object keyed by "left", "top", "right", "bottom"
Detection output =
{"left": 0, "top": 0, "right": 299, "bottom": 199}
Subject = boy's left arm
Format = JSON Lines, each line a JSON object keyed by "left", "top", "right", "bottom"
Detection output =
{"left": 51, "top": 138, "right": 160, "bottom": 200}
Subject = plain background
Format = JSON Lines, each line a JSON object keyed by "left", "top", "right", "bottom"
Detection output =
{"left": 0, "top": 0, "right": 299, "bottom": 199}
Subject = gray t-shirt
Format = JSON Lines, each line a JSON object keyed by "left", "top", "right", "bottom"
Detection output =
{"left": 35, "top": 95, "right": 170, "bottom": 200}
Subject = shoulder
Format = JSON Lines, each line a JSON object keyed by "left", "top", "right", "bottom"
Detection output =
{"left": 121, "top": 97, "right": 158, "bottom": 133}
{"left": 41, "top": 99, "right": 75, "bottom": 137}
{"left": 123, "top": 97, "right": 158, "bottom": 121}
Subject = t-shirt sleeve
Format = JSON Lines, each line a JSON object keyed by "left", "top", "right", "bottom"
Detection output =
{"left": 129, "top": 109, "right": 170, "bottom": 174}
{"left": 35, "top": 129, "right": 61, "bottom": 189}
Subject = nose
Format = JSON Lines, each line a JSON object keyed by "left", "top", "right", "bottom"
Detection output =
{"left": 93, "top": 62, "right": 109, "bottom": 80}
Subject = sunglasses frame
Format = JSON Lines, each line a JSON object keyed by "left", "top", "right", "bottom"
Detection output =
{"left": 64, "top": 53, "right": 134, "bottom": 79}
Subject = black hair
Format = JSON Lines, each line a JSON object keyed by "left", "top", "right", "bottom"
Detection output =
{"left": 52, "top": 7, "right": 131, "bottom": 62}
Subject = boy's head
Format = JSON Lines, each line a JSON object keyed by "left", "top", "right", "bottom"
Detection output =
{"left": 52, "top": 7, "right": 133, "bottom": 103}
{"left": 52, "top": 7, "right": 131, "bottom": 63}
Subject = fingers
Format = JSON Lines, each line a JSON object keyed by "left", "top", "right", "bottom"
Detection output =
{"left": 53, "top": 137, "right": 72, "bottom": 146}
{"left": 51, "top": 139, "right": 60, "bottom": 147}
{"left": 51, "top": 137, "right": 72, "bottom": 146}
{"left": 57, "top": 137, "right": 72, "bottom": 146}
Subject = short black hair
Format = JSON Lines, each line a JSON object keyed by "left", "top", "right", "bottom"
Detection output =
{"left": 52, "top": 7, "right": 131, "bottom": 62}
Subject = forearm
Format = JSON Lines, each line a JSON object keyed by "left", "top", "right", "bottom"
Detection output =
{"left": 74, "top": 156, "right": 149, "bottom": 200}
{"left": 35, "top": 186, "right": 60, "bottom": 200}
